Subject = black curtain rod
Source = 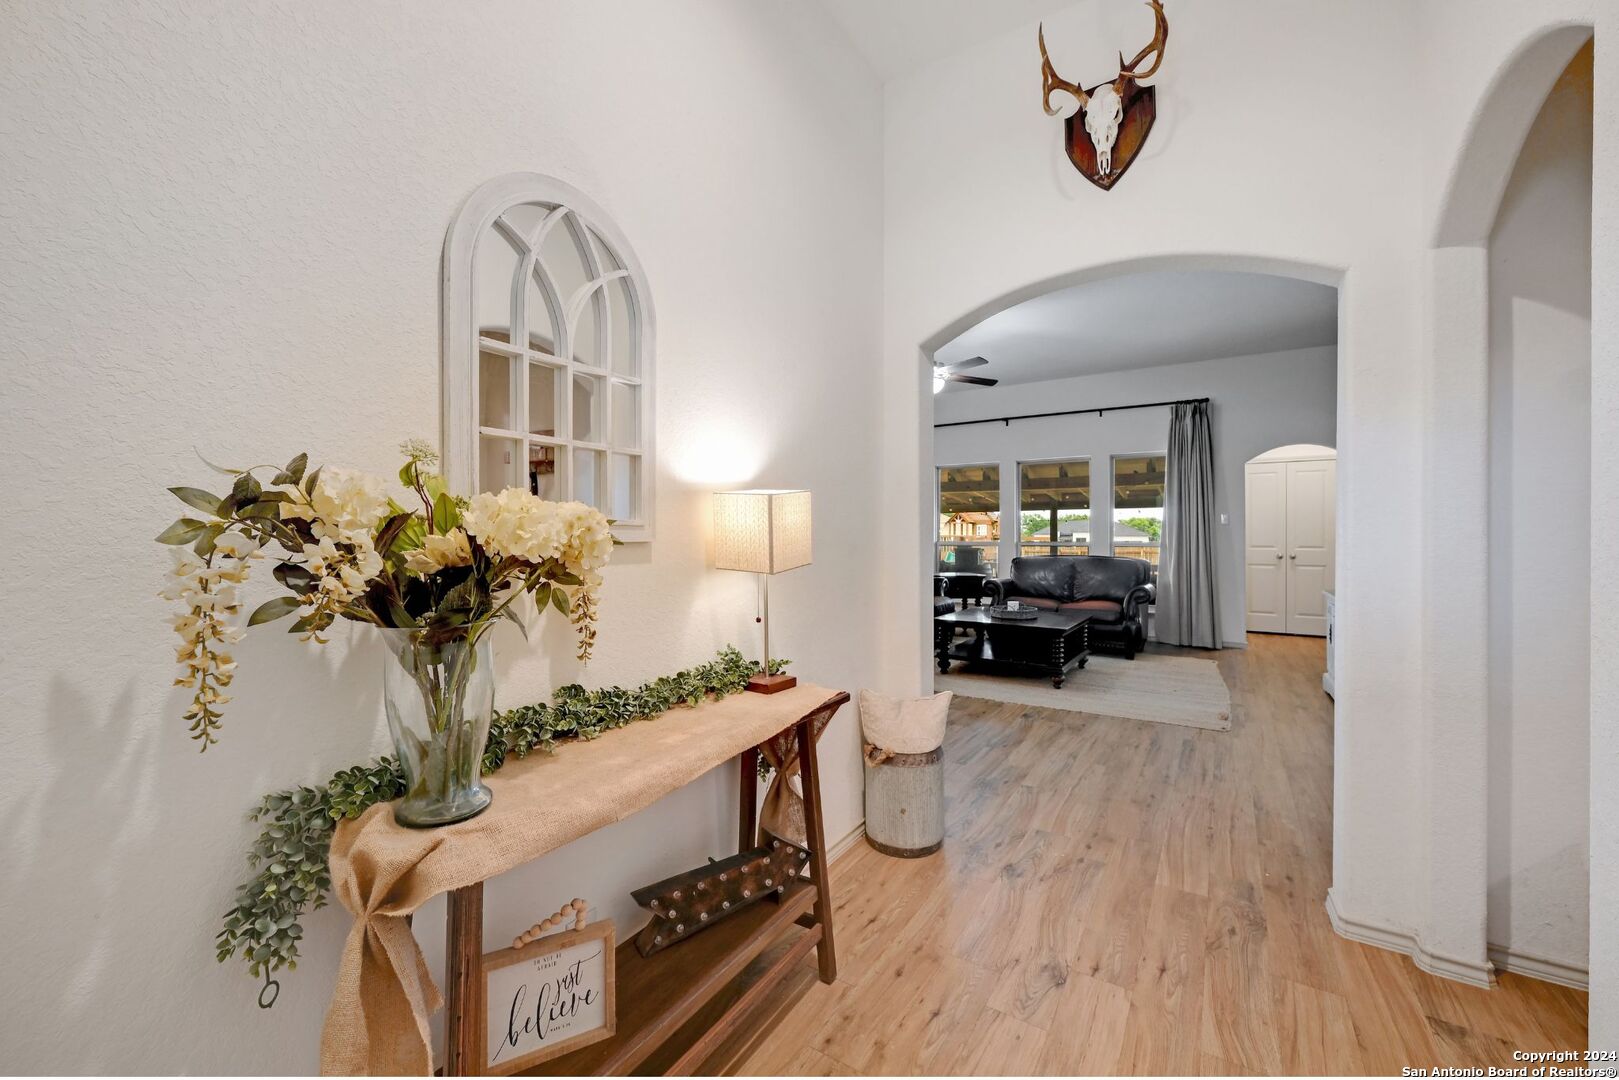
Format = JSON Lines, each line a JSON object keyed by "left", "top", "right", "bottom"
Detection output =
{"left": 933, "top": 397, "right": 1209, "bottom": 429}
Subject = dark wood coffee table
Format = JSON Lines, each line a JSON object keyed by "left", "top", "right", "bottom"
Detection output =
{"left": 933, "top": 607, "right": 1095, "bottom": 688}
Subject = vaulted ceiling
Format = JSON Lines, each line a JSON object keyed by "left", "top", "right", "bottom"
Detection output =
{"left": 815, "top": 0, "right": 1065, "bottom": 81}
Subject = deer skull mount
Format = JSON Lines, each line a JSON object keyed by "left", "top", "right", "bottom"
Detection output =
{"left": 1039, "top": 0, "right": 1168, "bottom": 190}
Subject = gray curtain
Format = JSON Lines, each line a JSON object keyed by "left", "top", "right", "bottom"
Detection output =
{"left": 1157, "top": 401, "right": 1222, "bottom": 648}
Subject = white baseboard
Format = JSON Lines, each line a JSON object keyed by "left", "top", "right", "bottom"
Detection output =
{"left": 828, "top": 820, "right": 866, "bottom": 863}
{"left": 1488, "top": 944, "right": 1589, "bottom": 990}
{"left": 1325, "top": 889, "right": 1496, "bottom": 988}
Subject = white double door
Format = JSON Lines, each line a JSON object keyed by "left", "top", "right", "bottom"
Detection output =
{"left": 1245, "top": 457, "right": 1335, "bottom": 636}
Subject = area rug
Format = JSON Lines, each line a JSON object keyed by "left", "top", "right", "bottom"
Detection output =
{"left": 935, "top": 652, "right": 1232, "bottom": 732}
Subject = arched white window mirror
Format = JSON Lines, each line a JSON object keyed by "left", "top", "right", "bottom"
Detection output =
{"left": 441, "top": 173, "right": 654, "bottom": 541}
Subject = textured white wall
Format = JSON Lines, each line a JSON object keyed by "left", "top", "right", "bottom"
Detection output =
{"left": 0, "top": 1, "right": 881, "bottom": 1073}
{"left": 878, "top": 0, "right": 1426, "bottom": 953}
{"left": 1485, "top": 45, "right": 1593, "bottom": 978}
{"left": 1593, "top": 0, "right": 1619, "bottom": 1041}
{"left": 1416, "top": 0, "right": 1615, "bottom": 1020}
{"left": 1417, "top": 2, "right": 1597, "bottom": 985}
{"left": 933, "top": 347, "right": 1338, "bottom": 646}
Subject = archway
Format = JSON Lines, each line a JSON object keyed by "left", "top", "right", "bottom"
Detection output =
{"left": 1422, "top": 22, "right": 1595, "bottom": 990}
{"left": 920, "top": 253, "right": 1343, "bottom": 357}
{"left": 917, "top": 259, "right": 1350, "bottom": 1010}
{"left": 918, "top": 255, "right": 1344, "bottom": 671}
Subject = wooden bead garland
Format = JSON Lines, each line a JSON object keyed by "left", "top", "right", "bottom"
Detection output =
{"left": 510, "top": 897, "right": 589, "bottom": 950}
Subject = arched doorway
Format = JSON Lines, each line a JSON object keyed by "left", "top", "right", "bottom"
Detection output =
{"left": 1423, "top": 23, "right": 1594, "bottom": 990}
{"left": 921, "top": 257, "right": 1343, "bottom": 665}
{"left": 1243, "top": 443, "right": 1337, "bottom": 644}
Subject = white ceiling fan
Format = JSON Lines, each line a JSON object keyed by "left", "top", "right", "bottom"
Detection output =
{"left": 932, "top": 356, "right": 999, "bottom": 394}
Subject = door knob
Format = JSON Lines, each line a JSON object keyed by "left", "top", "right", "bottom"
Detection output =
{"left": 1276, "top": 553, "right": 1283, "bottom": 559}
{"left": 1289, "top": 553, "right": 1297, "bottom": 559}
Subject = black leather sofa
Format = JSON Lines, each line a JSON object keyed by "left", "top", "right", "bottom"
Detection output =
{"left": 985, "top": 555, "right": 1155, "bottom": 658}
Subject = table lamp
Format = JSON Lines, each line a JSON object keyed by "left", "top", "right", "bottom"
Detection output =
{"left": 713, "top": 489, "right": 812, "bottom": 694}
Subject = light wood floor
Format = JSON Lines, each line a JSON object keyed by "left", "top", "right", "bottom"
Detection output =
{"left": 706, "top": 635, "right": 1587, "bottom": 1076}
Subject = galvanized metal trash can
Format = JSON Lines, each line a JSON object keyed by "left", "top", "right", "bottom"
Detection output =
{"left": 863, "top": 745, "right": 945, "bottom": 858}
{"left": 859, "top": 688, "right": 950, "bottom": 858}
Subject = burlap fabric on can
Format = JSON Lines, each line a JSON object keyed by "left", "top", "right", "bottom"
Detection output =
{"left": 318, "top": 684, "right": 846, "bottom": 1075}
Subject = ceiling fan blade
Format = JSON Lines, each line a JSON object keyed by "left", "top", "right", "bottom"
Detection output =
{"left": 936, "top": 356, "right": 989, "bottom": 374}
{"left": 947, "top": 374, "right": 999, "bottom": 387}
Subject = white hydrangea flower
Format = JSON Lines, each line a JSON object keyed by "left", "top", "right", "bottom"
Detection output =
{"left": 404, "top": 527, "right": 473, "bottom": 575}
{"left": 463, "top": 489, "right": 568, "bottom": 564}
{"left": 558, "top": 501, "right": 614, "bottom": 576}
{"left": 309, "top": 467, "right": 392, "bottom": 537}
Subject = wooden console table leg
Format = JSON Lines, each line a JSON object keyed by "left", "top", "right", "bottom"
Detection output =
{"left": 445, "top": 881, "right": 485, "bottom": 1076}
{"left": 796, "top": 718, "right": 838, "bottom": 983}
{"left": 739, "top": 746, "right": 759, "bottom": 852}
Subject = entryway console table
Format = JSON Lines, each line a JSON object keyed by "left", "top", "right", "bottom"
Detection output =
{"left": 319, "top": 684, "right": 848, "bottom": 1076}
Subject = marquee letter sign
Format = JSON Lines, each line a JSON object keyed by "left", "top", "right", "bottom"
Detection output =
{"left": 1039, "top": 0, "right": 1169, "bottom": 190}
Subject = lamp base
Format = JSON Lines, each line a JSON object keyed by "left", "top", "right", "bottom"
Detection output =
{"left": 746, "top": 673, "right": 798, "bottom": 695}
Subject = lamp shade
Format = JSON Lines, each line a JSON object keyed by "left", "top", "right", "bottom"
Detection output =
{"left": 713, "top": 489, "right": 812, "bottom": 574}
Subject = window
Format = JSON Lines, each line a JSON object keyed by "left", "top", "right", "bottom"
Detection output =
{"left": 1019, "top": 459, "right": 1090, "bottom": 557}
{"left": 443, "top": 174, "right": 654, "bottom": 541}
{"left": 937, "top": 464, "right": 999, "bottom": 574}
{"left": 1111, "top": 454, "right": 1166, "bottom": 569}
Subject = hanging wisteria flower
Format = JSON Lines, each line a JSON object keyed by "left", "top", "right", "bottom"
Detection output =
{"left": 161, "top": 549, "right": 249, "bottom": 747}
{"left": 156, "top": 444, "right": 616, "bottom": 748}
{"left": 296, "top": 533, "right": 386, "bottom": 642}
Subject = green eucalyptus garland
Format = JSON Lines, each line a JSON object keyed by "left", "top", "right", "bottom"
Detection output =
{"left": 218, "top": 645, "right": 786, "bottom": 1007}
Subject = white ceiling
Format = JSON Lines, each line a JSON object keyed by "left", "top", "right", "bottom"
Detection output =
{"left": 933, "top": 271, "right": 1339, "bottom": 389}
{"left": 816, "top": 0, "right": 1063, "bottom": 81}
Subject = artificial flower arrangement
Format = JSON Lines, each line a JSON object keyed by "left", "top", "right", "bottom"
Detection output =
{"left": 158, "top": 441, "right": 614, "bottom": 825}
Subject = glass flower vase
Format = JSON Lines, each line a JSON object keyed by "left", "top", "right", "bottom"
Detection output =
{"left": 379, "top": 628, "right": 496, "bottom": 828}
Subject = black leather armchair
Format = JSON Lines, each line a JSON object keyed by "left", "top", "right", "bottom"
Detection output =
{"left": 986, "top": 555, "right": 1155, "bottom": 658}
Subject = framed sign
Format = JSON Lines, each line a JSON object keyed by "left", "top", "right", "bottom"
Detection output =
{"left": 481, "top": 920, "right": 616, "bottom": 1074}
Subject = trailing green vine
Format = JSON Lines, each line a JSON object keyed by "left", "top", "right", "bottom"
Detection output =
{"left": 218, "top": 646, "right": 788, "bottom": 1007}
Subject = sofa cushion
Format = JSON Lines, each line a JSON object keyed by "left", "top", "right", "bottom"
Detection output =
{"left": 1071, "top": 556, "right": 1151, "bottom": 603}
{"left": 1006, "top": 595, "right": 1060, "bottom": 611}
{"left": 1060, "top": 599, "right": 1122, "bottom": 615}
{"left": 1007, "top": 557, "right": 1077, "bottom": 603}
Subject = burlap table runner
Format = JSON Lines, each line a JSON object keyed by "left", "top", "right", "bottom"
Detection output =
{"left": 755, "top": 707, "right": 836, "bottom": 848}
{"left": 319, "top": 683, "right": 845, "bottom": 1075}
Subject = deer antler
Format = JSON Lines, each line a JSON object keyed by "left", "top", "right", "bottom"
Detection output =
{"left": 1117, "top": 0, "right": 1168, "bottom": 81}
{"left": 1039, "top": 23, "right": 1089, "bottom": 114}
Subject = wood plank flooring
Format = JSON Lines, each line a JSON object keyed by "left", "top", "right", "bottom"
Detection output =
{"left": 705, "top": 635, "right": 1588, "bottom": 1076}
